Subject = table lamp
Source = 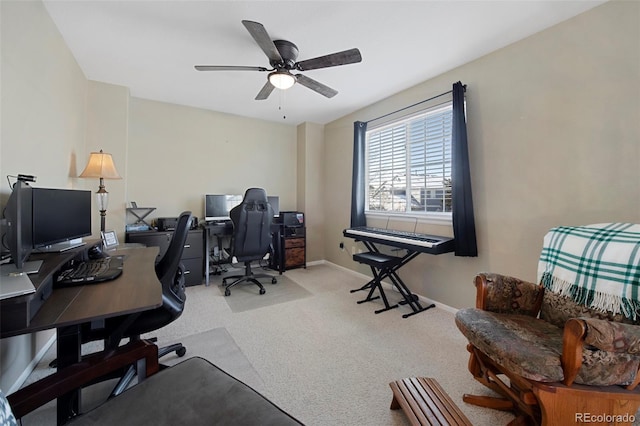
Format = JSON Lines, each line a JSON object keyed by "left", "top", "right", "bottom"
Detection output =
{"left": 79, "top": 149, "right": 122, "bottom": 233}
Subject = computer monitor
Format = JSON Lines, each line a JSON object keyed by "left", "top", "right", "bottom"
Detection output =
{"left": 32, "top": 188, "right": 92, "bottom": 252}
{"left": 3, "top": 180, "right": 33, "bottom": 271}
{"left": 204, "top": 194, "right": 242, "bottom": 222}
{"left": 267, "top": 196, "right": 280, "bottom": 217}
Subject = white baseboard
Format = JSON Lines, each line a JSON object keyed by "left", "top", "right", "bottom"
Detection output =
{"left": 322, "top": 260, "right": 458, "bottom": 314}
{"left": 7, "top": 332, "right": 56, "bottom": 394}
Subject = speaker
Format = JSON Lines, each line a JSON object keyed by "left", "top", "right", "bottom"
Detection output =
{"left": 157, "top": 217, "right": 178, "bottom": 231}
{"left": 279, "top": 211, "right": 304, "bottom": 228}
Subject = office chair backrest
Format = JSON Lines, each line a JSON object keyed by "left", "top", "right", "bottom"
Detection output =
{"left": 82, "top": 211, "right": 193, "bottom": 348}
{"left": 230, "top": 188, "right": 273, "bottom": 262}
{"left": 155, "top": 211, "right": 192, "bottom": 313}
{"left": 127, "top": 211, "right": 192, "bottom": 335}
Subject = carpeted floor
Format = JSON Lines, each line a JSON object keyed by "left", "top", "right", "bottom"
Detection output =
{"left": 19, "top": 263, "right": 514, "bottom": 425}
{"left": 162, "top": 327, "right": 265, "bottom": 391}
{"left": 209, "top": 268, "right": 312, "bottom": 313}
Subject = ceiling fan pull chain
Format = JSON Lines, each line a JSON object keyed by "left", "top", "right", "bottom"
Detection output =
{"left": 279, "top": 90, "right": 287, "bottom": 120}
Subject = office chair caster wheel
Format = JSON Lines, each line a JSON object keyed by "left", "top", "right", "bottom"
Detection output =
{"left": 224, "top": 288, "right": 231, "bottom": 296}
{"left": 271, "top": 277, "right": 277, "bottom": 284}
{"left": 259, "top": 288, "right": 266, "bottom": 295}
{"left": 176, "top": 347, "right": 187, "bottom": 357}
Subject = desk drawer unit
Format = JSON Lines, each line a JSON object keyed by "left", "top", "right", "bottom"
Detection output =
{"left": 283, "top": 237, "right": 306, "bottom": 270}
{"left": 126, "top": 229, "right": 204, "bottom": 286}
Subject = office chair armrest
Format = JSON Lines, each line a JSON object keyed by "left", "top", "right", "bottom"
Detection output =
{"left": 7, "top": 340, "right": 159, "bottom": 419}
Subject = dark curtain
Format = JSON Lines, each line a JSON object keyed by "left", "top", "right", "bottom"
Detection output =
{"left": 350, "top": 121, "right": 367, "bottom": 228}
{"left": 451, "top": 81, "right": 478, "bottom": 256}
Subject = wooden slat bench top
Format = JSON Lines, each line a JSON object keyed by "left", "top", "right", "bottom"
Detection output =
{"left": 389, "top": 377, "right": 472, "bottom": 426}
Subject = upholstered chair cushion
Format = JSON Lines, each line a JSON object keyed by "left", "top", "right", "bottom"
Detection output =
{"left": 478, "top": 273, "right": 543, "bottom": 316}
{"left": 540, "top": 291, "right": 640, "bottom": 329}
{"left": 455, "top": 308, "right": 640, "bottom": 386}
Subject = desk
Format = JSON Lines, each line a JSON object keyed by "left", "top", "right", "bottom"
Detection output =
{"left": 202, "top": 222, "right": 286, "bottom": 285}
{"left": 202, "top": 221, "right": 233, "bottom": 286}
{"left": 1, "top": 246, "right": 162, "bottom": 424}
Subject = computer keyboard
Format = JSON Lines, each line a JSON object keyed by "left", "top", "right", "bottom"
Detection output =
{"left": 55, "top": 256, "right": 124, "bottom": 287}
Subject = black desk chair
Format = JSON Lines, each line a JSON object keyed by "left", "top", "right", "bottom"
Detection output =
{"left": 222, "top": 188, "right": 277, "bottom": 296}
{"left": 80, "top": 211, "right": 192, "bottom": 392}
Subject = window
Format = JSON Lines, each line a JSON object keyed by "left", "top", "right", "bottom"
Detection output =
{"left": 366, "top": 102, "right": 452, "bottom": 219}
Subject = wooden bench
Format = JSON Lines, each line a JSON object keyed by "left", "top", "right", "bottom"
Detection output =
{"left": 390, "top": 377, "right": 472, "bottom": 426}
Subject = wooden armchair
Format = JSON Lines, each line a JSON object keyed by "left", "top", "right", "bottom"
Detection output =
{"left": 455, "top": 273, "right": 640, "bottom": 425}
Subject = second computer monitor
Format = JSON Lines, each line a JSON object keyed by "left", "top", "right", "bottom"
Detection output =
{"left": 204, "top": 194, "right": 242, "bottom": 221}
{"left": 267, "top": 196, "right": 279, "bottom": 217}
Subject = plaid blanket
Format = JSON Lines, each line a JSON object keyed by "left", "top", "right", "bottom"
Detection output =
{"left": 537, "top": 223, "right": 640, "bottom": 319}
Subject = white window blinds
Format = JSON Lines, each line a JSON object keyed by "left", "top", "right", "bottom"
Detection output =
{"left": 366, "top": 103, "right": 452, "bottom": 215}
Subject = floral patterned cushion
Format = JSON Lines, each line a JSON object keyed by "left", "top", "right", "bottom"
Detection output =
{"left": 455, "top": 308, "right": 640, "bottom": 385}
{"left": 540, "top": 291, "right": 640, "bottom": 329}
{"left": 480, "top": 273, "right": 543, "bottom": 316}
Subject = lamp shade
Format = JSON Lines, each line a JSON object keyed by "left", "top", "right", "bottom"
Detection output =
{"left": 79, "top": 150, "right": 121, "bottom": 179}
{"left": 268, "top": 71, "right": 296, "bottom": 90}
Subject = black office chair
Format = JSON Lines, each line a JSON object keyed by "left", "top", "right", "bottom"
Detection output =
{"left": 222, "top": 188, "right": 277, "bottom": 296}
{"left": 72, "top": 211, "right": 192, "bottom": 392}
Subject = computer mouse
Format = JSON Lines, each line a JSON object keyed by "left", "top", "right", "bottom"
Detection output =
{"left": 88, "top": 244, "right": 107, "bottom": 260}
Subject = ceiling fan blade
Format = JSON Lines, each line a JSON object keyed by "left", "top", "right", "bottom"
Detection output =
{"left": 296, "top": 48, "right": 362, "bottom": 71}
{"left": 295, "top": 74, "right": 338, "bottom": 98}
{"left": 195, "top": 65, "right": 268, "bottom": 72}
{"left": 255, "top": 81, "right": 276, "bottom": 100}
{"left": 241, "top": 20, "right": 283, "bottom": 64}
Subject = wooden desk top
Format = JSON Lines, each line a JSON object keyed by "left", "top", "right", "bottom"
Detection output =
{"left": 17, "top": 246, "right": 162, "bottom": 335}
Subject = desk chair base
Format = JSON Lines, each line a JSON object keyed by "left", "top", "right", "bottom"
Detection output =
{"left": 222, "top": 262, "right": 277, "bottom": 296}
{"left": 110, "top": 338, "right": 186, "bottom": 397}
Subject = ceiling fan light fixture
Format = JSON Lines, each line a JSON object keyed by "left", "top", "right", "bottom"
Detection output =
{"left": 268, "top": 71, "right": 296, "bottom": 90}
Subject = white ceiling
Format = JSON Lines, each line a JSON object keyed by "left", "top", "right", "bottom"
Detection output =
{"left": 43, "top": 0, "right": 606, "bottom": 126}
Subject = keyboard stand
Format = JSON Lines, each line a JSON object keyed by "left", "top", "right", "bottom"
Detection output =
{"left": 350, "top": 240, "right": 435, "bottom": 318}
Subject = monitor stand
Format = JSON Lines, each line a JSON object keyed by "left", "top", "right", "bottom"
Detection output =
{"left": 1, "top": 260, "right": 44, "bottom": 276}
{"left": 37, "top": 240, "right": 86, "bottom": 253}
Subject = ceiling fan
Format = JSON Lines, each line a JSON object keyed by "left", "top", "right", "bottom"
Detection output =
{"left": 195, "top": 20, "right": 362, "bottom": 100}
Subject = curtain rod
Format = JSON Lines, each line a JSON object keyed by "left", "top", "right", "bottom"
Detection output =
{"left": 364, "top": 84, "right": 466, "bottom": 125}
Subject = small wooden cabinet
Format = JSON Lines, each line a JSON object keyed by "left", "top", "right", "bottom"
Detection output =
{"left": 284, "top": 236, "right": 305, "bottom": 269}
{"left": 272, "top": 226, "right": 306, "bottom": 273}
{"left": 125, "top": 228, "right": 204, "bottom": 286}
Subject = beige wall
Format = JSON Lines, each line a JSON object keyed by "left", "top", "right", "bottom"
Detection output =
{"left": 0, "top": 0, "right": 89, "bottom": 392}
{"left": 324, "top": 0, "right": 640, "bottom": 309}
{"left": 126, "top": 98, "right": 297, "bottom": 224}
{"left": 296, "top": 122, "right": 325, "bottom": 262}
{"left": 85, "top": 81, "right": 130, "bottom": 238}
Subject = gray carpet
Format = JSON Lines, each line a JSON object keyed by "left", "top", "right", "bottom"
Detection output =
{"left": 19, "top": 263, "right": 514, "bottom": 426}
{"left": 161, "top": 327, "right": 265, "bottom": 392}
{"left": 211, "top": 269, "right": 312, "bottom": 313}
